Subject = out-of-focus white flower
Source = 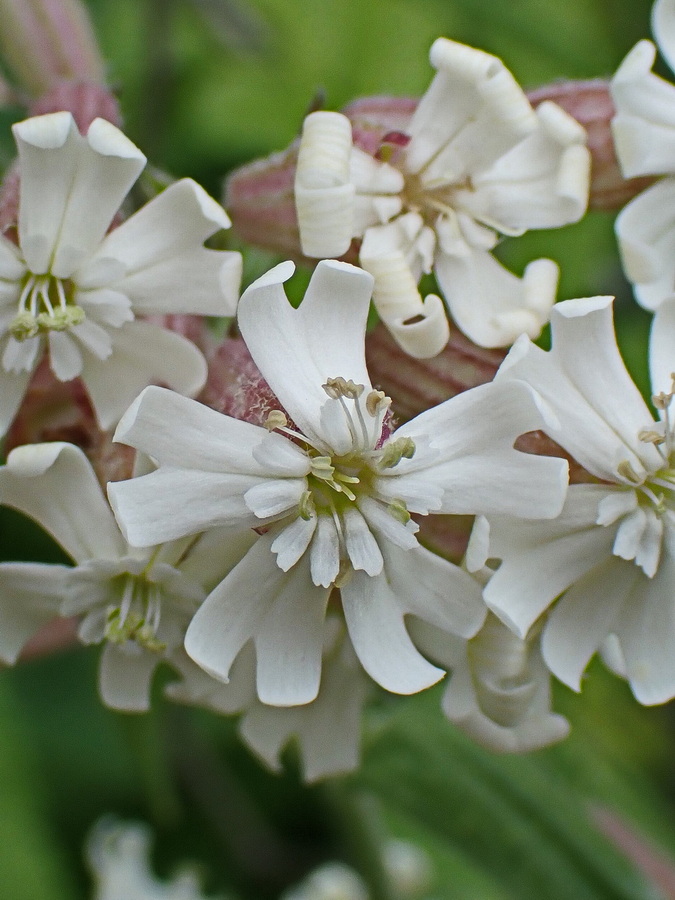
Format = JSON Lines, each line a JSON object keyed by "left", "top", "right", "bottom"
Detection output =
{"left": 295, "top": 38, "right": 589, "bottom": 356}
{"left": 412, "top": 608, "right": 569, "bottom": 752}
{"left": 281, "top": 862, "right": 368, "bottom": 900}
{"left": 0, "top": 441, "right": 254, "bottom": 710}
{"left": 0, "top": 112, "right": 242, "bottom": 435}
{"left": 87, "top": 818, "right": 219, "bottom": 900}
{"left": 167, "top": 617, "right": 371, "bottom": 783}
{"left": 109, "top": 259, "right": 568, "bottom": 707}
{"left": 610, "top": 0, "right": 675, "bottom": 314}
{"left": 475, "top": 296, "right": 675, "bottom": 705}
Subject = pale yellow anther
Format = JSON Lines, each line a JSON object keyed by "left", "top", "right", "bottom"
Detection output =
{"left": 366, "top": 389, "right": 391, "bottom": 417}
{"left": 310, "top": 456, "right": 336, "bottom": 480}
{"left": 323, "top": 376, "right": 365, "bottom": 400}
{"left": 9, "top": 312, "right": 39, "bottom": 341}
{"left": 379, "top": 437, "right": 416, "bottom": 469}
{"left": 638, "top": 428, "right": 665, "bottom": 445}
{"left": 388, "top": 498, "right": 411, "bottom": 524}
{"left": 617, "top": 459, "right": 643, "bottom": 485}
{"left": 334, "top": 559, "right": 354, "bottom": 589}
{"left": 264, "top": 410, "right": 288, "bottom": 432}
{"left": 298, "top": 490, "right": 316, "bottom": 520}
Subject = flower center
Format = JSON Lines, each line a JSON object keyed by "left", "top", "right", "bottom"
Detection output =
{"left": 105, "top": 573, "right": 166, "bottom": 652}
{"left": 401, "top": 169, "right": 474, "bottom": 228}
{"left": 265, "top": 376, "right": 415, "bottom": 523}
{"left": 9, "top": 273, "right": 85, "bottom": 341}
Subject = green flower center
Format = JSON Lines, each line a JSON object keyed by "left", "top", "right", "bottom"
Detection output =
{"left": 9, "top": 273, "right": 85, "bottom": 341}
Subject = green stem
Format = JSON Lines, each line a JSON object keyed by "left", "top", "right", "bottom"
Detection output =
{"left": 322, "top": 782, "right": 400, "bottom": 900}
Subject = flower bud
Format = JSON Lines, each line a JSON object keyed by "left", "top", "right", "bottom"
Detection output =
{"left": 527, "top": 79, "right": 654, "bottom": 210}
{"left": 0, "top": 0, "right": 105, "bottom": 96}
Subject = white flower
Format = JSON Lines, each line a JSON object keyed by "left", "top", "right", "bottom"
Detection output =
{"left": 109, "top": 259, "right": 568, "bottom": 706}
{"left": 0, "top": 441, "right": 254, "bottom": 710}
{"left": 167, "top": 616, "right": 371, "bottom": 783}
{"left": 411, "top": 610, "right": 569, "bottom": 752}
{"left": 87, "top": 818, "right": 219, "bottom": 900}
{"left": 476, "top": 295, "right": 675, "bottom": 705}
{"left": 610, "top": 0, "right": 675, "bottom": 317}
{"left": 294, "top": 38, "right": 589, "bottom": 356}
{"left": 0, "top": 112, "right": 242, "bottom": 434}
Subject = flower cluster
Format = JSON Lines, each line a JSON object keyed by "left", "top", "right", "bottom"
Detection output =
{"left": 3, "top": 0, "right": 675, "bottom": 793}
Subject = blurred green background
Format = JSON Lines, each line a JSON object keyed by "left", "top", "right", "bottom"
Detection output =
{"left": 2, "top": 0, "right": 674, "bottom": 898}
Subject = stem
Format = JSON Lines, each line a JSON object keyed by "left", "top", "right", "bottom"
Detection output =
{"left": 322, "top": 782, "right": 400, "bottom": 900}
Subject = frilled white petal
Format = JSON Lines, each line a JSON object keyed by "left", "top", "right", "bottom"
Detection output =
{"left": 483, "top": 485, "right": 618, "bottom": 638}
{"left": 114, "top": 385, "right": 305, "bottom": 476}
{"left": 350, "top": 147, "right": 404, "bottom": 233}
{"left": 357, "top": 496, "right": 419, "bottom": 550}
{"left": 497, "top": 297, "right": 659, "bottom": 479}
{"left": 616, "top": 541, "right": 675, "bottom": 704}
{"left": 85, "top": 179, "right": 235, "bottom": 304}
{"left": 166, "top": 526, "right": 258, "bottom": 594}
{"left": 654, "top": 0, "right": 675, "bottom": 75}
{"left": 185, "top": 534, "right": 330, "bottom": 705}
{"left": 78, "top": 288, "right": 133, "bottom": 328}
{"left": 71, "top": 319, "right": 114, "bottom": 359}
{"left": 15, "top": 114, "right": 145, "bottom": 277}
{"left": 434, "top": 247, "right": 557, "bottom": 348}
{"left": 611, "top": 40, "right": 675, "bottom": 177}
{"left": 542, "top": 556, "right": 638, "bottom": 691}
{"left": 109, "top": 468, "right": 263, "bottom": 546}
{"left": 81, "top": 322, "right": 207, "bottom": 429}
{"left": 2, "top": 334, "right": 41, "bottom": 374}
{"left": 650, "top": 297, "right": 675, "bottom": 394}
{"left": 98, "top": 642, "right": 160, "bottom": 712}
{"left": 244, "top": 478, "right": 307, "bottom": 519}
{"left": 615, "top": 178, "right": 675, "bottom": 311}
{"left": 342, "top": 506, "right": 383, "bottom": 576}
{"left": 465, "top": 101, "right": 589, "bottom": 231}
{"left": 341, "top": 567, "right": 445, "bottom": 694}
{"left": 406, "top": 39, "right": 537, "bottom": 181}
{"left": 0, "top": 442, "right": 125, "bottom": 563}
{"left": 295, "top": 112, "right": 356, "bottom": 258}
{"left": 237, "top": 259, "right": 373, "bottom": 447}
{"left": 389, "top": 379, "right": 568, "bottom": 519}
{"left": 240, "top": 626, "right": 370, "bottom": 782}
{"left": 0, "top": 562, "right": 71, "bottom": 663}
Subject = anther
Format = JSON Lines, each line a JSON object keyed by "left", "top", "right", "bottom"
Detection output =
{"left": 264, "top": 410, "right": 288, "bottom": 431}
{"left": 379, "top": 437, "right": 416, "bottom": 469}
{"left": 617, "top": 459, "right": 643, "bottom": 485}
{"left": 366, "top": 389, "right": 391, "bottom": 417}
{"left": 638, "top": 428, "right": 665, "bottom": 445}
{"left": 323, "top": 376, "right": 365, "bottom": 400}
{"left": 298, "top": 490, "right": 316, "bottom": 520}
{"left": 388, "top": 498, "right": 411, "bottom": 524}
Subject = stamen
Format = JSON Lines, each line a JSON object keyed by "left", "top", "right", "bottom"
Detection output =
{"left": 366, "top": 389, "right": 391, "bottom": 417}
{"left": 388, "top": 498, "right": 411, "bottom": 523}
{"left": 298, "top": 490, "right": 316, "bottom": 520}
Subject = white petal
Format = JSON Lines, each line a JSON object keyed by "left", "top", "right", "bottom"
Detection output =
{"left": 52, "top": 118, "right": 146, "bottom": 277}
{"left": 406, "top": 39, "right": 536, "bottom": 180}
{"left": 115, "top": 385, "right": 301, "bottom": 477}
{"left": 434, "top": 248, "right": 557, "bottom": 348}
{"left": 466, "top": 101, "right": 589, "bottom": 231}
{"left": 357, "top": 496, "right": 419, "bottom": 550}
{"left": 616, "top": 544, "right": 675, "bottom": 704}
{"left": 108, "top": 468, "right": 262, "bottom": 546}
{"left": 341, "top": 569, "right": 445, "bottom": 694}
{"left": 254, "top": 560, "right": 329, "bottom": 706}
{"left": 339, "top": 507, "right": 381, "bottom": 576}
{"left": 309, "top": 514, "right": 340, "bottom": 587}
{"left": 615, "top": 178, "right": 675, "bottom": 310}
{"left": 244, "top": 478, "right": 306, "bottom": 519}
{"left": 271, "top": 516, "right": 317, "bottom": 571}
{"left": 88, "top": 178, "right": 231, "bottom": 285}
{"left": 0, "top": 368, "right": 32, "bottom": 437}
{"left": 0, "top": 562, "right": 71, "bottom": 663}
{"left": 98, "top": 643, "right": 159, "bottom": 712}
{"left": 71, "top": 319, "right": 113, "bottom": 359}
{"left": 295, "top": 112, "right": 355, "bottom": 257}
{"left": 48, "top": 330, "right": 83, "bottom": 381}
{"left": 542, "top": 556, "right": 638, "bottom": 691}
{"left": 15, "top": 113, "right": 81, "bottom": 274}
{"left": 654, "top": 0, "right": 675, "bottom": 75}
{"left": 81, "top": 322, "right": 207, "bottom": 429}
{"left": 0, "top": 442, "right": 125, "bottom": 563}
{"left": 78, "top": 288, "right": 133, "bottom": 327}
{"left": 650, "top": 298, "right": 675, "bottom": 393}
{"left": 391, "top": 379, "right": 569, "bottom": 520}
{"left": 2, "top": 334, "right": 41, "bottom": 374}
{"left": 611, "top": 40, "right": 675, "bottom": 177}
{"left": 237, "top": 259, "right": 373, "bottom": 447}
